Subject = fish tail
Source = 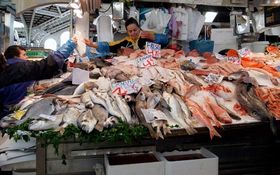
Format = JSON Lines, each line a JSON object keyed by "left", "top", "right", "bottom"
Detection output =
{"left": 185, "top": 126, "right": 197, "bottom": 135}
{"left": 270, "top": 117, "right": 277, "bottom": 136}
{"left": 210, "top": 128, "right": 221, "bottom": 140}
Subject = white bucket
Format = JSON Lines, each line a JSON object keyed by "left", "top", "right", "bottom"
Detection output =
{"left": 251, "top": 41, "right": 269, "bottom": 53}
{"left": 241, "top": 42, "right": 252, "bottom": 51}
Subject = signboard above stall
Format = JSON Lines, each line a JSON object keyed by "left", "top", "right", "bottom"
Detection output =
{"left": 265, "top": 6, "right": 280, "bottom": 27}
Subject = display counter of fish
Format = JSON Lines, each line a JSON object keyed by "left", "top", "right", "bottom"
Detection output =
{"left": 1, "top": 48, "right": 280, "bottom": 140}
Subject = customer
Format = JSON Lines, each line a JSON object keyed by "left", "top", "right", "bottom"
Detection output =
{"left": 84, "top": 17, "right": 169, "bottom": 55}
{"left": 0, "top": 37, "right": 77, "bottom": 118}
{"left": 4, "top": 45, "right": 28, "bottom": 60}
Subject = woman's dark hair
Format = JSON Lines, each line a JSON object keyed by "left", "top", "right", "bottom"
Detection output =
{"left": 4, "top": 45, "right": 26, "bottom": 59}
{"left": 125, "top": 17, "right": 140, "bottom": 29}
{"left": 0, "top": 52, "right": 7, "bottom": 72}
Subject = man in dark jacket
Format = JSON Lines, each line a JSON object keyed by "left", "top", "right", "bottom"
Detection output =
{"left": 0, "top": 37, "right": 77, "bottom": 118}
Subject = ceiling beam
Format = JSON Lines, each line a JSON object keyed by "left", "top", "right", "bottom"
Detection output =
{"left": 36, "top": 9, "right": 60, "bottom": 17}
{"left": 56, "top": 5, "right": 62, "bottom": 17}
{"left": 28, "top": 9, "right": 36, "bottom": 44}
{"left": 20, "top": 14, "right": 28, "bottom": 38}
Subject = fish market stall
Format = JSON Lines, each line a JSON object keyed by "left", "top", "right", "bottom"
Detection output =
{"left": 1, "top": 45, "right": 280, "bottom": 174}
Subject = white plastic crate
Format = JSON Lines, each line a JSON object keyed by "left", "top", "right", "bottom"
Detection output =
{"left": 159, "top": 147, "right": 218, "bottom": 175}
{"left": 105, "top": 152, "right": 164, "bottom": 175}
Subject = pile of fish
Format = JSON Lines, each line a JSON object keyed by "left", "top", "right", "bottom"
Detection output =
{"left": 1, "top": 48, "right": 280, "bottom": 139}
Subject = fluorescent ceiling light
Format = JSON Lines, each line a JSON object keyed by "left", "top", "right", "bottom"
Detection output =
{"left": 204, "top": 12, "right": 218, "bottom": 23}
{"left": 14, "top": 21, "right": 24, "bottom": 28}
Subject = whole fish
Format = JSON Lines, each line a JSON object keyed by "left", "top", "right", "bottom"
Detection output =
{"left": 92, "top": 104, "right": 109, "bottom": 132}
{"left": 81, "top": 91, "right": 94, "bottom": 108}
{"left": 28, "top": 114, "right": 63, "bottom": 131}
{"left": 73, "top": 81, "right": 98, "bottom": 95}
{"left": 17, "top": 97, "right": 57, "bottom": 125}
{"left": 89, "top": 91, "right": 108, "bottom": 109}
{"left": 77, "top": 109, "right": 97, "bottom": 133}
{"left": 100, "top": 93, "right": 125, "bottom": 121}
{"left": 163, "top": 92, "right": 196, "bottom": 135}
{"left": 173, "top": 94, "right": 197, "bottom": 134}
{"left": 60, "top": 107, "right": 82, "bottom": 127}
{"left": 236, "top": 81, "right": 276, "bottom": 134}
{"left": 111, "top": 93, "right": 132, "bottom": 123}
{"left": 186, "top": 99, "right": 221, "bottom": 139}
{"left": 135, "top": 92, "right": 157, "bottom": 139}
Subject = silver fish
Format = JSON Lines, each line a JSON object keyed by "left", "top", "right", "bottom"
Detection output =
{"left": 173, "top": 94, "right": 197, "bottom": 134}
{"left": 81, "top": 91, "right": 94, "bottom": 108}
{"left": 77, "top": 109, "right": 97, "bottom": 133}
{"left": 28, "top": 114, "right": 63, "bottom": 131}
{"left": 102, "top": 93, "right": 125, "bottom": 121}
{"left": 17, "top": 97, "right": 57, "bottom": 125}
{"left": 60, "top": 107, "right": 82, "bottom": 127}
{"left": 92, "top": 104, "right": 109, "bottom": 132}
{"left": 135, "top": 92, "right": 157, "bottom": 139}
{"left": 163, "top": 92, "right": 195, "bottom": 135}
{"left": 89, "top": 91, "right": 108, "bottom": 109}
{"left": 111, "top": 93, "right": 132, "bottom": 123}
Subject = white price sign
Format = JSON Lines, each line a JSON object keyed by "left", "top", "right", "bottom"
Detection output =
{"left": 137, "top": 54, "right": 157, "bottom": 68}
{"left": 111, "top": 79, "right": 141, "bottom": 96}
{"left": 227, "top": 56, "right": 241, "bottom": 64}
{"left": 146, "top": 42, "right": 161, "bottom": 58}
{"left": 238, "top": 48, "right": 251, "bottom": 57}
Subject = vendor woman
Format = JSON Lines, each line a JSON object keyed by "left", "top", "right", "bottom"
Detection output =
{"left": 84, "top": 17, "right": 169, "bottom": 55}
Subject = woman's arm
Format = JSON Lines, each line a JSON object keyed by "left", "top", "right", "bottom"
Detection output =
{"left": 84, "top": 38, "right": 130, "bottom": 54}
{"left": 140, "top": 31, "right": 169, "bottom": 47}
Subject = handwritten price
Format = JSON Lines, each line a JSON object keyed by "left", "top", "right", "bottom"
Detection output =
{"left": 146, "top": 42, "right": 161, "bottom": 58}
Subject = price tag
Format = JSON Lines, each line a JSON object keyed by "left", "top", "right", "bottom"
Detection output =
{"left": 137, "top": 55, "right": 157, "bottom": 68}
{"left": 72, "top": 68, "right": 90, "bottom": 85}
{"left": 111, "top": 79, "right": 142, "bottom": 96}
{"left": 204, "top": 73, "right": 224, "bottom": 84}
{"left": 227, "top": 56, "right": 241, "bottom": 64}
{"left": 146, "top": 42, "right": 161, "bottom": 58}
{"left": 238, "top": 47, "right": 251, "bottom": 57}
{"left": 214, "top": 53, "right": 227, "bottom": 61}
{"left": 39, "top": 114, "right": 57, "bottom": 121}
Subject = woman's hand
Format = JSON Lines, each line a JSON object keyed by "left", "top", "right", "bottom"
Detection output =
{"left": 71, "top": 35, "right": 78, "bottom": 44}
{"left": 140, "top": 31, "right": 155, "bottom": 41}
{"left": 84, "top": 39, "right": 97, "bottom": 48}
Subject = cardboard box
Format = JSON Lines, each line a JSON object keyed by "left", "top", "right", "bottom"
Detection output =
{"left": 159, "top": 147, "right": 218, "bottom": 175}
{"left": 105, "top": 152, "right": 164, "bottom": 175}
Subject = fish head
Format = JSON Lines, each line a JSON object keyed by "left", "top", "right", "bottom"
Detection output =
{"left": 29, "top": 120, "right": 45, "bottom": 131}
{"left": 136, "top": 92, "right": 146, "bottom": 101}
{"left": 77, "top": 118, "right": 95, "bottom": 133}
